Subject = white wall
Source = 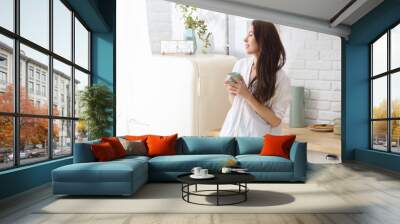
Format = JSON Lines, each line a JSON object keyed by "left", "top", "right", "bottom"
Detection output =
{"left": 117, "top": 0, "right": 152, "bottom": 135}
{"left": 145, "top": 0, "right": 341, "bottom": 125}
{"left": 280, "top": 26, "right": 341, "bottom": 124}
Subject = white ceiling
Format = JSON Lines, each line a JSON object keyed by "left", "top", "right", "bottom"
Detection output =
{"left": 224, "top": 0, "right": 352, "bottom": 23}
{"left": 167, "top": 0, "right": 384, "bottom": 38}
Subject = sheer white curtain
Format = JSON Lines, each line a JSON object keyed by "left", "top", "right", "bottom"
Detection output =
{"left": 116, "top": 0, "right": 152, "bottom": 135}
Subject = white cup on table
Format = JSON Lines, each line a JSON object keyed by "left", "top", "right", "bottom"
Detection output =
{"left": 191, "top": 167, "right": 202, "bottom": 176}
{"left": 199, "top": 169, "right": 208, "bottom": 176}
{"left": 221, "top": 167, "right": 232, "bottom": 174}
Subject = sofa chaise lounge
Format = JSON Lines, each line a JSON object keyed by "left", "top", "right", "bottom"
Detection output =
{"left": 52, "top": 136, "right": 307, "bottom": 196}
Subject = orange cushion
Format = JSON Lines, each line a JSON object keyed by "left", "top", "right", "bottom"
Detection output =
{"left": 259, "top": 134, "right": 296, "bottom": 159}
{"left": 91, "top": 142, "right": 117, "bottom": 161}
{"left": 146, "top": 134, "right": 178, "bottom": 157}
{"left": 101, "top": 137, "right": 127, "bottom": 158}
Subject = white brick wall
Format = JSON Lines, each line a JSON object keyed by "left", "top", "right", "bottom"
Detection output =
{"left": 281, "top": 27, "right": 341, "bottom": 124}
{"left": 146, "top": 0, "right": 342, "bottom": 125}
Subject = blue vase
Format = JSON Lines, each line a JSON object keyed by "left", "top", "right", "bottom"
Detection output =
{"left": 184, "top": 28, "right": 197, "bottom": 54}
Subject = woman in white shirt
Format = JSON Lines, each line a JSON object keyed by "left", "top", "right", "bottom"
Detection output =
{"left": 220, "top": 20, "right": 291, "bottom": 137}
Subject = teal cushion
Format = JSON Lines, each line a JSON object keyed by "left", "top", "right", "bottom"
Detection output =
{"left": 73, "top": 139, "right": 101, "bottom": 163}
{"left": 236, "top": 155, "right": 293, "bottom": 172}
{"left": 149, "top": 154, "right": 235, "bottom": 172}
{"left": 236, "top": 137, "right": 263, "bottom": 155}
{"left": 116, "top": 155, "right": 150, "bottom": 162}
{"left": 53, "top": 159, "right": 147, "bottom": 183}
{"left": 177, "top": 136, "right": 236, "bottom": 155}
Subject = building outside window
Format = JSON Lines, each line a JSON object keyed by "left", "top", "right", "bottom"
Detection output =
{"left": 42, "top": 85, "right": 46, "bottom": 97}
{"left": 28, "top": 67, "right": 34, "bottom": 80}
{"left": 0, "top": 54, "right": 7, "bottom": 89}
{"left": 28, "top": 81, "right": 34, "bottom": 94}
{"left": 0, "top": 71, "right": 6, "bottom": 84}
{"left": 0, "top": 54, "right": 7, "bottom": 67}
{"left": 35, "top": 83, "right": 40, "bottom": 95}
{"left": 35, "top": 70, "right": 40, "bottom": 81}
{"left": 41, "top": 73, "right": 46, "bottom": 82}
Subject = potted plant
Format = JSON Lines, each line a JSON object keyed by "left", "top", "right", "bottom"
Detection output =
{"left": 79, "top": 84, "right": 113, "bottom": 140}
{"left": 177, "top": 4, "right": 212, "bottom": 54}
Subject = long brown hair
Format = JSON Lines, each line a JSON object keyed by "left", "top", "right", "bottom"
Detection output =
{"left": 249, "top": 20, "right": 286, "bottom": 105}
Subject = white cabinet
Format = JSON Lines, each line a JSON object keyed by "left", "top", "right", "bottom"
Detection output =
{"left": 117, "top": 54, "right": 236, "bottom": 136}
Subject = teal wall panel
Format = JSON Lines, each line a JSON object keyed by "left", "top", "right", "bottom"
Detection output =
{"left": 0, "top": 158, "right": 72, "bottom": 199}
{"left": 343, "top": 44, "right": 369, "bottom": 160}
{"left": 355, "top": 148, "right": 400, "bottom": 172}
{"left": 92, "top": 32, "right": 114, "bottom": 88}
{"left": 344, "top": 0, "right": 400, "bottom": 171}
{"left": 91, "top": 32, "right": 115, "bottom": 135}
{"left": 65, "top": 0, "right": 110, "bottom": 32}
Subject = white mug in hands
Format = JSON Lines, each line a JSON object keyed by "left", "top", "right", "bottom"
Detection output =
{"left": 191, "top": 167, "right": 202, "bottom": 176}
{"left": 226, "top": 72, "right": 242, "bottom": 84}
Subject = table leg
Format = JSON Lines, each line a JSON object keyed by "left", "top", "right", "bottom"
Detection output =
{"left": 195, "top": 184, "right": 198, "bottom": 192}
{"left": 217, "top": 184, "right": 219, "bottom": 206}
{"left": 181, "top": 184, "right": 183, "bottom": 199}
{"left": 245, "top": 183, "right": 247, "bottom": 201}
{"left": 187, "top": 184, "right": 190, "bottom": 202}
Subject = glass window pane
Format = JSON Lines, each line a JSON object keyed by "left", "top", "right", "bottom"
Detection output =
{"left": 75, "top": 120, "right": 88, "bottom": 143}
{"left": 53, "top": 119, "right": 72, "bottom": 157}
{"left": 372, "top": 33, "right": 387, "bottom": 76}
{"left": 0, "top": 116, "right": 14, "bottom": 170}
{"left": 20, "top": 0, "right": 49, "bottom": 49}
{"left": 391, "top": 72, "right": 400, "bottom": 118}
{"left": 53, "top": 59, "right": 72, "bottom": 117}
{"left": 20, "top": 117, "right": 49, "bottom": 165}
{"left": 392, "top": 120, "right": 400, "bottom": 153}
{"left": 74, "top": 69, "right": 89, "bottom": 118}
{"left": 392, "top": 24, "right": 400, "bottom": 70}
{"left": 75, "top": 18, "right": 89, "bottom": 70}
{"left": 53, "top": 0, "right": 72, "bottom": 60}
{"left": 372, "top": 77, "right": 387, "bottom": 119}
{"left": 0, "top": 34, "right": 14, "bottom": 113}
{"left": 0, "top": 0, "right": 14, "bottom": 31}
{"left": 20, "top": 44, "right": 49, "bottom": 115}
{"left": 372, "top": 121, "right": 388, "bottom": 151}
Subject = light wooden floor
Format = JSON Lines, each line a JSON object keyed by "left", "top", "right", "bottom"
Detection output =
{"left": 1, "top": 155, "right": 399, "bottom": 224}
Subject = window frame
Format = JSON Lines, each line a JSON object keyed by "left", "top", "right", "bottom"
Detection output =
{"left": 370, "top": 21, "right": 400, "bottom": 154}
{"left": 0, "top": 0, "right": 92, "bottom": 171}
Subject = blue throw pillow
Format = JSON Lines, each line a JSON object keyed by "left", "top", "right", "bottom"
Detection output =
{"left": 177, "top": 136, "right": 236, "bottom": 155}
{"left": 236, "top": 137, "right": 264, "bottom": 155}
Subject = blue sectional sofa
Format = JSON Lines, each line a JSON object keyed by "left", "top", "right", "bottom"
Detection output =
{"left": 52, "top": 136, "right": 307, "bottom": 196}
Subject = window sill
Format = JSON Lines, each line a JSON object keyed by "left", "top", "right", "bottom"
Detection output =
{"left": 0, "top": 156, "right": 72, "bottom": 176}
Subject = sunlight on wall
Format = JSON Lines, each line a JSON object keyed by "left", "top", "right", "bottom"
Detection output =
{"left": 116, "top": 0, "right": 152, "bottom": 135}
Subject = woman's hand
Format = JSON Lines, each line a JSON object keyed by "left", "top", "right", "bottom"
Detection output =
{"left": 224, "top": 77, "right": 252, "bottom": 99}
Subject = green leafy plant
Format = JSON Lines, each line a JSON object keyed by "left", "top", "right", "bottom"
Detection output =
{"left": 177, "top": 4, "right": 212, "bottom": 51}
{"left": 79, "top": 84, "right": 113, "bottom": 140}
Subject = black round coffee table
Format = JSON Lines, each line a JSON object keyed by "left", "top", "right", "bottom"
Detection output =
{"left": 177, "top": 173, "right": 255, "bottom": 206}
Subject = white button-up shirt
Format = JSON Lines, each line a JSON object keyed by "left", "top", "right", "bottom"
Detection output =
{"left": 220, "top": 56, "right": 291, "bottom": 137}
